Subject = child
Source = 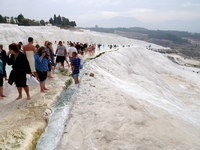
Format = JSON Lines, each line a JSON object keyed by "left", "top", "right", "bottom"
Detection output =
{"left": 71, "top": 52, "right": 81, "bottom": 85}
{"left": 78, "top": 50, "right": 84, "bottom": 69}
{"left": 0, "top": 56, "right": 6, "bottom": 99}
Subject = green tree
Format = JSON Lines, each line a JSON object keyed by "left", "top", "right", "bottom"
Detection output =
{"left": 49, "top": 17, "right": 53, "bottom": 25}
{"left": 57, "top": 15, "right": 62, "bottom": 25}
{"left": 17, "top": 14, "right": 24, "bottom": 23}
{"left": 5, "top": 16, "right": 9, "bottom": 23}
{"left": 62, "top": 17, "right": 69, "bottom": 26}
{"left": 10, "top": 17, "right": 15, "bottom": 24}
{"left": 0, "top": 15, "right": 3, "bottom": 23}
{"left": 70, "top": 21, "right": 76, "bottom": 27}
{"left": 30, "top": 19, "right": 40, "bottom": 26}
{"left": 20, "top": 18, "right": 30, "bottom": 26}
{"left": 49, "top": 14, "right": 77, "bottom": 27}
{"left": 14, "top": 17, "right": 18, "bottom": 23}
{"left": 53, "top": 14, "right": 57, "bottom": 25}
{"left": 0, "top": 15, "right": 7, "bottom": 23}
{"left": 40, "top": 19, "right": 45, "bottom": 26}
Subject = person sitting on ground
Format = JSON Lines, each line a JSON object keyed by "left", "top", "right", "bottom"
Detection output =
{"left": 34, "top": 46, "right": 49, "bottom": 93}
{"left": 71, "top": 52, "right": 81, "bottom": 85}
{"left": 7, "top": 43, "right": 32, "bottom": 100}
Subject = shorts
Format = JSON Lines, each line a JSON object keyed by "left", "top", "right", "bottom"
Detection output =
{"left": 36, "top": 70, "right": 47, "bottom": 82}
{"left": 72, "top": 73, "right": 79, "bottom": 77}
{"left": 15, "top": 72, "right": 27, "bottom": 87}
{"left": 56, "top": 56, "right": 65, "bottom": 63}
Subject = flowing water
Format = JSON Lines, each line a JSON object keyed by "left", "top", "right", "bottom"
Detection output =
{"left": 0, "top": 24, "right": 200, "bottom": 149}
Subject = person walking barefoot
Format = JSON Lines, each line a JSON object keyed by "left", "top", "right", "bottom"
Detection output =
{"left": 0, "top": 55, "right": 6, "bottom": 99}
{"left": 34, "top": 47, "right": 49, "bottom": 93}
{"left": 7, "top": 43, "right": 32, "bottom": 100}
{"left": 71, "top": 52, "right": 81, "bottom": 86}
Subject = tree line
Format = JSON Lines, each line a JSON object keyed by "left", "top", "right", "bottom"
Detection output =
{"left": 49, "top": 14, "right": 76, "bottom": 27}
{"left": 0, "top": 14, "right": 76, "bottom": 28}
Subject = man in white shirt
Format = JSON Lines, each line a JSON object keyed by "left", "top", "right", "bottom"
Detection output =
{"left": 55, "top": 41, "right": 67, "bottom": 71}
{"left": 68, "top": 42, "right": 77, "bottom": 63}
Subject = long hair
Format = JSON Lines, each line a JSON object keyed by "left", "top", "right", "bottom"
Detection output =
{"left": 37, "top": 46, "right": 46, "bottom": 56}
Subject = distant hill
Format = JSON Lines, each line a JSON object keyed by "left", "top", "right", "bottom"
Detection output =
{"left": 80, "top": 16, "right": 200, "bottom": 33}
{"left": 86, "top": 27, "right": 200, "bottom": 59}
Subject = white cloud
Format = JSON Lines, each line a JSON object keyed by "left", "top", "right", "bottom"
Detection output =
{"left": 0, "top": 0, "right": 200, "bottom": 32}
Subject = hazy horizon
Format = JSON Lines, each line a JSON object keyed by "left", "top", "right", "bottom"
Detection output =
{"left": 0, "top": 0, "right": 200, "bottom": 33}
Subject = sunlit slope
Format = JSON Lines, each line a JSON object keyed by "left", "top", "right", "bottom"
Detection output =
{"left": 89, "top": 46, "right": 200, "bottom": 126}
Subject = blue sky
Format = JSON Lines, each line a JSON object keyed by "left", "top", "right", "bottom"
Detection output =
{"left": 0, "top": 0, "right": 200, "bottom": 32}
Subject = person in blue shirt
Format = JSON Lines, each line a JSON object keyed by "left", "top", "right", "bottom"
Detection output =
{"left": 34, "top": 46, "right": 49, "bottom": 93}
{"left": 0, "top": 55, "right": 6, "bottom": 99}
{"left": 71, "top": 52, "right": 81, "bottom": 85}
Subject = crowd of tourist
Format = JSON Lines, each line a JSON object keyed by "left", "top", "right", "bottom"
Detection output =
{"left": 0, "top": 37, "right": 95, "bottom": 100}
